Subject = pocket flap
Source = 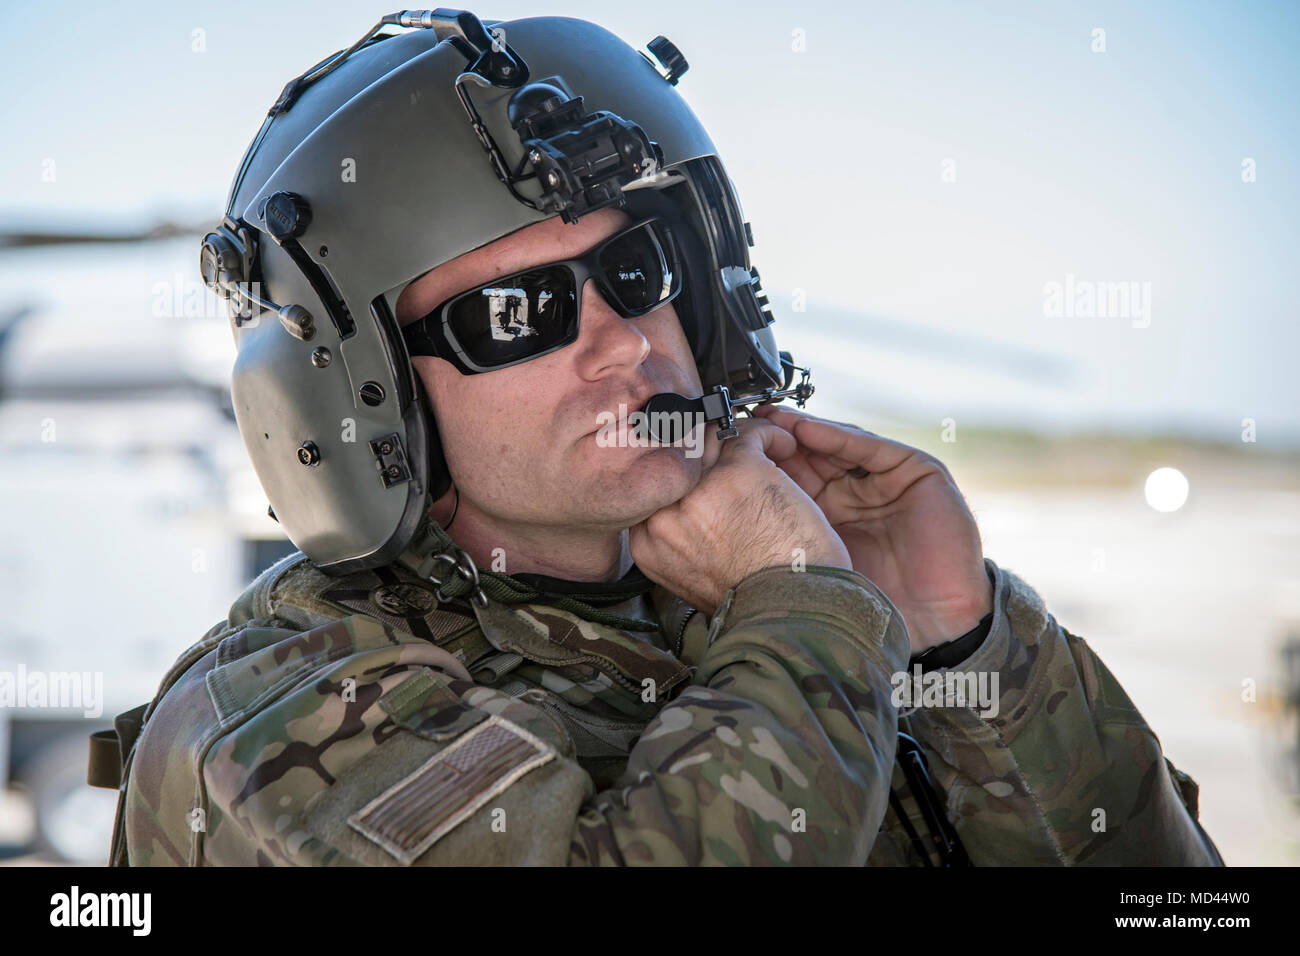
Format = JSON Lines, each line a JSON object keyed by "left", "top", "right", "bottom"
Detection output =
{"left": 379, "top": 667, "right": 487, "bottom": 742}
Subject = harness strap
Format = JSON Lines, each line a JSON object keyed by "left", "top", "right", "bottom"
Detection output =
{"left": 893, "top": 731, "right": 970, "bottom": 866}
{"left": 402, "top": 518, "right": 661, "bottom": 632}
{"left": 85, "top": 702, "right": 151, "bottom": 867}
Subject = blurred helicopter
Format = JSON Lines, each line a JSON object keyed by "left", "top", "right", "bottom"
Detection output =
{"left": 0, "top": 221, "right": 296, "bottom": 862}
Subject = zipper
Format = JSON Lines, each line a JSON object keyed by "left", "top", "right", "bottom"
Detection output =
{"left": 673, "top": 606, "right": 698, "bottom": 658}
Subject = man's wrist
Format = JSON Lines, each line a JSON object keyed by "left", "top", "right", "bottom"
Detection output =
{"left": 909, "top": 608, "right": 995, "bottom": 672}
{"left": 908, "top": 565, "right": 996, "bottom": 652}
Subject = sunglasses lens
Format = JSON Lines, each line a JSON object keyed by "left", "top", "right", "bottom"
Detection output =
{"left": 598, "top": 221, "right": 679, "bottom": 315}
{"left": 446, "top": 266, "right": 577, "bottom": 368}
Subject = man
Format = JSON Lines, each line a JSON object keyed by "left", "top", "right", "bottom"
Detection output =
{"left": 103, "top": 11, "right": 1221, "bottom": 865}
{"left": 396, "top": 204, "right": 991, "bottom": 646}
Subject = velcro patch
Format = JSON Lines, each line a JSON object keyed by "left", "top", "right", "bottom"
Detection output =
{"left": 347, "top": 715, "right": 554, "bottom": 863}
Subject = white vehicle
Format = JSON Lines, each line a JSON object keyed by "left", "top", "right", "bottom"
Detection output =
{"left": 0, "top": 237, "right": 293, "bottom": 861}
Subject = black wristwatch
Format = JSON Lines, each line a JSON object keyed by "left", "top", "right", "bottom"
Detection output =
{"left": 908, "top": 609, "right": 995, "bottom": 673}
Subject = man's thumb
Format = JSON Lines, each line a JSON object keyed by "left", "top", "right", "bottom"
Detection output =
{"left": 723, "top": 417, "right": 798, "bottom": 464}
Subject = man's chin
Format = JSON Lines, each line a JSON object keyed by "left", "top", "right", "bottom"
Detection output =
{"left": 574, "top": 443, "right": 700, "bottom": 517}
{"left": 589, "top": 439, "right": 703, "bottom": 476}
{"left": 583, "top": 425, "right": 709, "bottom": 461}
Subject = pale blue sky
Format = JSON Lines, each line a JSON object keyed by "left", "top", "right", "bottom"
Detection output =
{"left": 2, "top": 1, "right": 1297, "bottom": 442}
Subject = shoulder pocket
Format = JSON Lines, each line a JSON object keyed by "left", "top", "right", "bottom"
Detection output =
{"left": 347, "top": 714, "right": 556, "bottom": 864}
{"left": 297, "top": 669, "right": 579, "bottom": 865}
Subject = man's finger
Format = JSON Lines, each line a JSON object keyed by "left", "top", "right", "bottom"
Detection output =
{"left": 722, "top": 416, "right": 798, "bottom": 463}
{"left": 751, "top": 404, "right": 914, "bottom": 473}
{"left": 770, "top": 450, "right": 827, "bottom": 497}
{"left": 799, "top": 450, "right": 857, "bottom": 484}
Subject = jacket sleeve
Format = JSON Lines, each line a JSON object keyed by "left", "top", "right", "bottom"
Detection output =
{"left": 567, "top": 565, "right": 910, "bottom": 865}
{"left": 286, "top": 565, "right": 911, "bottom": 866}
{"left": 898, "top": 557, "right": 1225, "bottom": 865}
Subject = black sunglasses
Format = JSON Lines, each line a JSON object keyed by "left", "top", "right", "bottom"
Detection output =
{"left": 401, "top": 216, "right": 683, "bottom": 374}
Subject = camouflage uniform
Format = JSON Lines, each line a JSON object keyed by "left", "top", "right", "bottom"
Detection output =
{"left": 117, "top": 518, "right": 1223, "bottom": 865}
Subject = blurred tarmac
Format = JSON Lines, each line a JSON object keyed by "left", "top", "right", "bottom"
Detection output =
{"left": 944, "top": 434, "right": 1300, "bottom": 866}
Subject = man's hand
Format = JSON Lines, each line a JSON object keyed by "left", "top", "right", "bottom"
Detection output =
{"left": 629, "top": 418, "right": 851, "bottom": 617}
{"left": 752, "top": 404, "right": 992, "bottom": 653}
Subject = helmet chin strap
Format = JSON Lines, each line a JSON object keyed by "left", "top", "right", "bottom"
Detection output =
{"left": 397, "top": 511, "right": 660, "bottom": 630}
{"left": 442, "top": 487, "right": 461, "bottom": 531}
{"left": 413, "top": 372, "right": 453, "bottom": 498}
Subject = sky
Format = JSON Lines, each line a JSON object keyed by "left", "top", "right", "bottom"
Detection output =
{"left": 1, "top": 0, "right": 1297, "bottom": 443}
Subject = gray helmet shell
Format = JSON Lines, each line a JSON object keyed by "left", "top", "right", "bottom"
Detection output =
{"left": 203, "top": 13, "right": 785, "bottom": 574}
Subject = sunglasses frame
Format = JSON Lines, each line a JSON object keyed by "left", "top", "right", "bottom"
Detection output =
{"left": 400, "top": 216, "right": 683, "bottom": 375}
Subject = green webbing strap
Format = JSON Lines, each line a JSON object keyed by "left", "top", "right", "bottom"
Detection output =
{"left": 86, "top": 702, "right": 151, "bottom": 868}
{"left": 402, "top": 517, "right": 661, "bottom": 633}
{"left": 88, "top": 730, "right": 124, "bottom": 790}
{"left": 87, "top": 703, "right": 150, "bottom": 791}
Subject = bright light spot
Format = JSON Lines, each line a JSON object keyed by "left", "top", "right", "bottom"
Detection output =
{"left": 1144, "top": 467, "right": 1189, "bottom": 513}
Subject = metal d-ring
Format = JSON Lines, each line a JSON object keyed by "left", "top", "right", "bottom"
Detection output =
{"left": 452, "top": 548, "right": 489, "bottom": 609}
{"left": 429, "top": 547, "right": 488, "bottom": 609}
{"left": 425, "top": 551, "right": 458, "bottom": 587}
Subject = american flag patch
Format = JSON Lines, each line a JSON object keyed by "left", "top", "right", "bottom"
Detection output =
{"left": 347, "top": 715, "right": 554, "bottom": 864}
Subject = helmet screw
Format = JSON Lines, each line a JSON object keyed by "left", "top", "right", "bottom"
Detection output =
{"left": 378, "top": 440, "right": 394, "bottom": 455}
{"left": 359, "top": 381, "right": 386, "bottom": 406}
{"left": 311, "top": 347, "right": 331, "bottom": 368}
{"left": 297, "top": 441, "right": 321, "bottom": 466}
{"left": 544, "top": 171, "right": 559, "bottom": 187}
{"left": 386, "top": 465, "right": 402, "bottom": 479}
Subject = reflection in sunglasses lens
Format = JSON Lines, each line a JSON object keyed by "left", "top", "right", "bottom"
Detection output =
{"left": 450, "top": 266, "right": 577, "bottom": 367}
{"left": 600, "top": 224, "right": 673, "bottom": 312}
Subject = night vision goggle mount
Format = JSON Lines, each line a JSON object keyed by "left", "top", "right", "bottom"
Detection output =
{"left": 440, "top": 10, "right": 669, "bottom": 224}
{"left": 493, "top": 83, "right": 665, "bottom": 224}
{"left": 275, "top": 8, "right": 672, "bottom": 224}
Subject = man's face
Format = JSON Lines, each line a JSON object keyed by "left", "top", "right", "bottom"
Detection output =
{"left": 396, "top": 206, "right": 718, "bottom": 532}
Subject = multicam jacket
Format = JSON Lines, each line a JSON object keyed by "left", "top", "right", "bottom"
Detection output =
{"left": 115, "top": 524, "right": 1223, "bottom": 866}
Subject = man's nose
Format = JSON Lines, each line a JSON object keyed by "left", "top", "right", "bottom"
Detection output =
{"left": 572, "top": 278, "right": 652, "bottom": 378}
